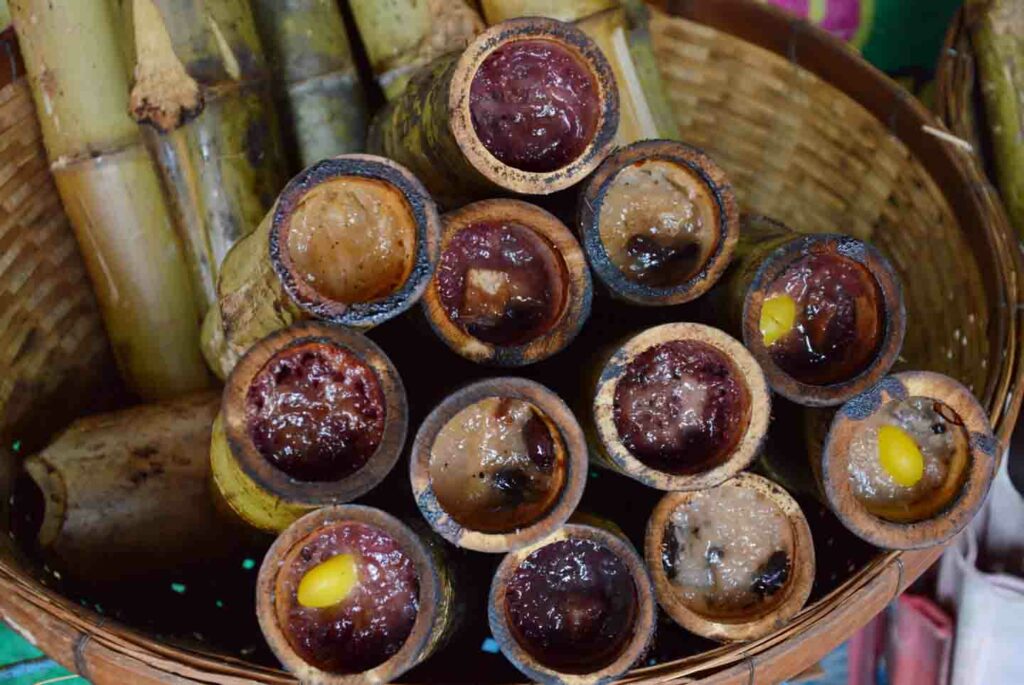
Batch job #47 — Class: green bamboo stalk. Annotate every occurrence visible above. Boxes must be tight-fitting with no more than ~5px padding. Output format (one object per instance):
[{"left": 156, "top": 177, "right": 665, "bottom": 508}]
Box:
[
  {"left": 10, "top": 0, "right": 210, "bottom": 399},
  {"left": 349, "top": 0, "right": 484, "bottom": 100},
  {"left": 126, "top": 0, "right": 287, "bottom": 314},
  {"left": 252, "top": 0, "right": 369, "bottom": 169},
  {"left": 969, "top": 0, "right": 1024, "bottom": 238}
]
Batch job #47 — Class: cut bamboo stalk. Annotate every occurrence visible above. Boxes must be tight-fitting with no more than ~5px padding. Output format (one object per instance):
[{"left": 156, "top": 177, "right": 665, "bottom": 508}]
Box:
[
  {"left": 480, "top": 0, "right": 679, "bottom": 144},
  {"left": 126, "top": 0, "right": 287, "bottom": 314},
  {"left": 716, "top": 215, "right": 906, "bottom": 407},
  {"left": 201, "top": 154, "right": 441, "bottom": 379},
  {"left": 12, "top": 393, "right": 239, "bottom": 584},
  {"left": 257, "top": 505, "right": 458, "bottom": 683},
  {"left": 349, "top": 0, "right": 484, "bottom": 100},
  {"left": 410, "top": 377, "right": 588, "bottom": 553},
  {"left": 210, "top": 322, "right": 408, "bottom": 533},
  {"left": 423, "top": 199, "right": 592, "bottom": 366},
  {"left": 488, "top": 522, "right": 655, "bottom": 684},
  {"left": 968, "top": 0, "right": 1024, "bottom": 237},
  {"left": 819, "top": 371, "right": 998, "bottom": 549},
  {"left": 368, "top": 17, "right": 620, "bottom": 206},
  {"left": 588, "top": 323, "right": 771, "bottom": 491},
  {"left": 578, "top": 139, "right": 738, "bottom": 305},
  {"left": 644, "top": 473, "right": 815, "bottom": 642},
  {"left": 252, "top": 0, "right": 369, "bottom": 168},
  {"left": 10, "top": 0, "right": 210, "bottom": 399}
]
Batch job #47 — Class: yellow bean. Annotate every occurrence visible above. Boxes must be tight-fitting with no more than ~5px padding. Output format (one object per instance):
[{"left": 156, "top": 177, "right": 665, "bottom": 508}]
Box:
[
  {"left": 877, "top": 425, "right": 925, "bottom": 487},
  {"left": 759, "top": 293, "right": 797, "bottom": 346},
  {"left": 297, "top": 553, "right": 359, "bottom": 608}
]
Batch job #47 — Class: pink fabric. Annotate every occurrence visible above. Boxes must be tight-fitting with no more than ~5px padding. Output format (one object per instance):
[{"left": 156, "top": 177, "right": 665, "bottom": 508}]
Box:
[
  {"left": 847, "top": 610, "right": 886, "bottom": 685},
  {"left": 889, "top": 594, "right": 953, "bottom": 685},
  {"left": 765, "top": 0, "right": 863, "bottom": 42}
]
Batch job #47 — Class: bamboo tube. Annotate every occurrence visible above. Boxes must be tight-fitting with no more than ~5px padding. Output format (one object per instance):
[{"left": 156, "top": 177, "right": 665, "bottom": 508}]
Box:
[
  {"left": 819, "top": 371, "right": 998, "bottom": 550},
  {"left": 644, "top": 473, "right": 815, "bottom": 642},
  {"left": 423, "top": 199, "right": 592, "bottom": 366},
  {"left": 968, "top": 0, "right": 1024, "bottom": 237},
  {"left": 348, "top": 0, "right": 484, "bottom": 100},
  {"left": 716, "top": 215, "right": 906, "bottom": 407},
  {"left": 588, "top": 323, "right": 771, "bottom": 491},
  {"left": 488, "top": 523, "right": 655, "bottom": 684},
  {"left": 480, "top": 0, "right": 679, "bottom": 144},
  {"left": 578, "top": 139, "right": 739, "bottom": 305},
  {"left": 252, "top": 0, "right": 369, "bottom": 168},
  {"left": 410, "top": 377, "right": 588, "bottom": 553},
  {"left": 257, "top": 505, "right": 458, "bottom": 683},
  {"left": 126, "top": 0, "right": 287, "bottom": 314},
  {"left": 10, "top": 0, "right": 210, "bottom": 400},
  {"left": 210, "top": 322, "right": 408, "bottom": 533},
  {"left": 201, "top": 154, "right": 441, "bottom": 379},
  {"left": 368, "top": 17, "right": 620, "bottom": 207},
  {"left": 11, "top": 393, "right": 240, "bottom": 585}
]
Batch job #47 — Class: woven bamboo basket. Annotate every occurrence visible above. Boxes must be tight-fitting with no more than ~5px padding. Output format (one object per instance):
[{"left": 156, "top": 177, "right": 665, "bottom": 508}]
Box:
[{"left": 0, "top": 1, "right": 1021, "bottom": 683}]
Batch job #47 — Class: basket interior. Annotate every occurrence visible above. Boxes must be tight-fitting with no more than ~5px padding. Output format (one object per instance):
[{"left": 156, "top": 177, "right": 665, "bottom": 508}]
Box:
[{"left": 0, "top": 3, "right": 1019, "bottom": 683}]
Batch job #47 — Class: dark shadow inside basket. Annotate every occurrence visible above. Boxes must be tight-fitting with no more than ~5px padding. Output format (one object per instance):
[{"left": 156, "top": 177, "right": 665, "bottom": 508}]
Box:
[{"left": 0, "top": 1, "right": 1019, "bottom": 683}]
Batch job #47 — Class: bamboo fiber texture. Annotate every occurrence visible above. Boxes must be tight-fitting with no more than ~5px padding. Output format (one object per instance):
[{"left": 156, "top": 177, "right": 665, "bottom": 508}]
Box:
[{"left": 0, "top": 1, "right": 1022, "bottom": 683}]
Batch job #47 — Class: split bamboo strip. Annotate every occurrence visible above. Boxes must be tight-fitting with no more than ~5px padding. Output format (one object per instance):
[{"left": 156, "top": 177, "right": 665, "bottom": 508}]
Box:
[
  {"left": 10, "top": 0, "right": 210, "bottom": 399},
  {"left": 127, "top": 0, "right": 287, "bottom": 314},
  {"left": 252, "top": 0, "right": 369, "bottom": 169},
  {"left": 349, "top": 0, "right": 484, "bottom": 100}
]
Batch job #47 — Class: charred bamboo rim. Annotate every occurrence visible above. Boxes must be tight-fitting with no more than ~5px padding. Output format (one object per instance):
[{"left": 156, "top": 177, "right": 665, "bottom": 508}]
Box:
[
  {"left": 593, "top": 323, "right": 771, "bottom": 491},
  {"left": 821, "top": 371, "right": 999, "bottom": 550},
  {"left": 410, "top": 377, "right": 587, "bottom": 553},
  {"left": 222, "top": 322, "right": 408, "bottom": 507},
  {"left": 741, "top": 230, "right": 906, "bottom": 407},
  {"left": 257, "top": 505, "right": 443, "bottom": 684},
  {"left": 270, "top": 154, "right": 441, "bottom": 328},
  {"left": 449, "top": 17, "right": 619, "bottom": 195},
  {"left": 644, "top": 473, "right": 815, "bottom": 642},
  {"left": 578, "top": 140, "right": 739, "bottom": 306},
  {"left": 488, "top": 523, "right": 656, "bottom": 684},
  {"left": 423, "top": 199, "right": 592, "bottom": 366}
]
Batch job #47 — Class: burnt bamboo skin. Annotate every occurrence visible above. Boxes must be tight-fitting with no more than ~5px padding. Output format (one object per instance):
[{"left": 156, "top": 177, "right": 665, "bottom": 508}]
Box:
[
  {"left": 717, "top": 215, "right": 906, "bottom": 407},
  {"left": 12, "top": 393, "right": 239, "bottom": 585},
  {"left": 820, "top": 371, "right": 998, "bottom": 549},
  {"left": 589, "top": 323, "right": 771, "bottom": 491},
  {"left": 578, "top": 140, "right": 739, "bottom": 306},
  {"left": 125, "top": 0, "right": 288, "bottom": 315},
  {"left": 411, "top": 378, "right": 588, "bottom": 553},
  {"left": 488, "top": 522, "right": 655, "bottom": 684},
  {"left": 349, "top": 0, "right": 484, "bottom": 100},
  {"left": 423, "top": 199, "right": 592, "bottom": 366},
  {"left": 257, "top": 506, "right": 458, "bottom": 684},
  {"left": 201, "top": 155, "right": 441, "bottom": 379},
  {"left": 644, "top": 473, "right": 815, "bottom": 642},
  {"left": 479, "top": 0, "right": 679, "bottom": 144},
  {"left": 210, "top": 323, "right": 408, "bottom": 533},
  {"left": 252, "top": 0, "right": 370, "bottom": 168},
  {"left": 369, "top": 17, "right": 620, "bottom": 207}
]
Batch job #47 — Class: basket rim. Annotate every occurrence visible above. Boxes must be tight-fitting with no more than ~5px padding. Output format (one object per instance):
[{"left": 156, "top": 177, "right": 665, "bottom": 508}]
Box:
[{"left": 1, "top": 2, "right": 1022, "bottom": 683}]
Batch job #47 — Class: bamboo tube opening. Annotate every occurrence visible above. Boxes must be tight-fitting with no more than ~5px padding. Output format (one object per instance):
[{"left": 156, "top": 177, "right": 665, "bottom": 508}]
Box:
[
  {"left": 213, "top": 323, "right": 407, "bottom": 533},
  {"left": 271, "top": 155, "right": 441, "bottom": 328},
  {"left": 488, "top": 523, "right": 655, "bottom": 684},
  {"left": 450, "top": 17, "right": 619, "bottom": 195},
  {"left": 579, "top": 140, "right": 738, "bottom": 305},
  {"left": 257, "top": 506, "right": 449, "bottom": 683},
  {"left": 423, "top": 199, "right": 591, "bottom": 366},
  {"left": 644, "top": 473, "right": 815, "bottom": 642},
  {"left": 821, "top": 372, "right": 998, "bottom": 549},
  {"left": 592, "top": 323, "right": 770, "bottom": 491},
  {"left": 411, "top": 378, "right": 587, "bottom": 553},
  {"left": 740, "top": 226, "right": 906, "bottom": 406}
]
